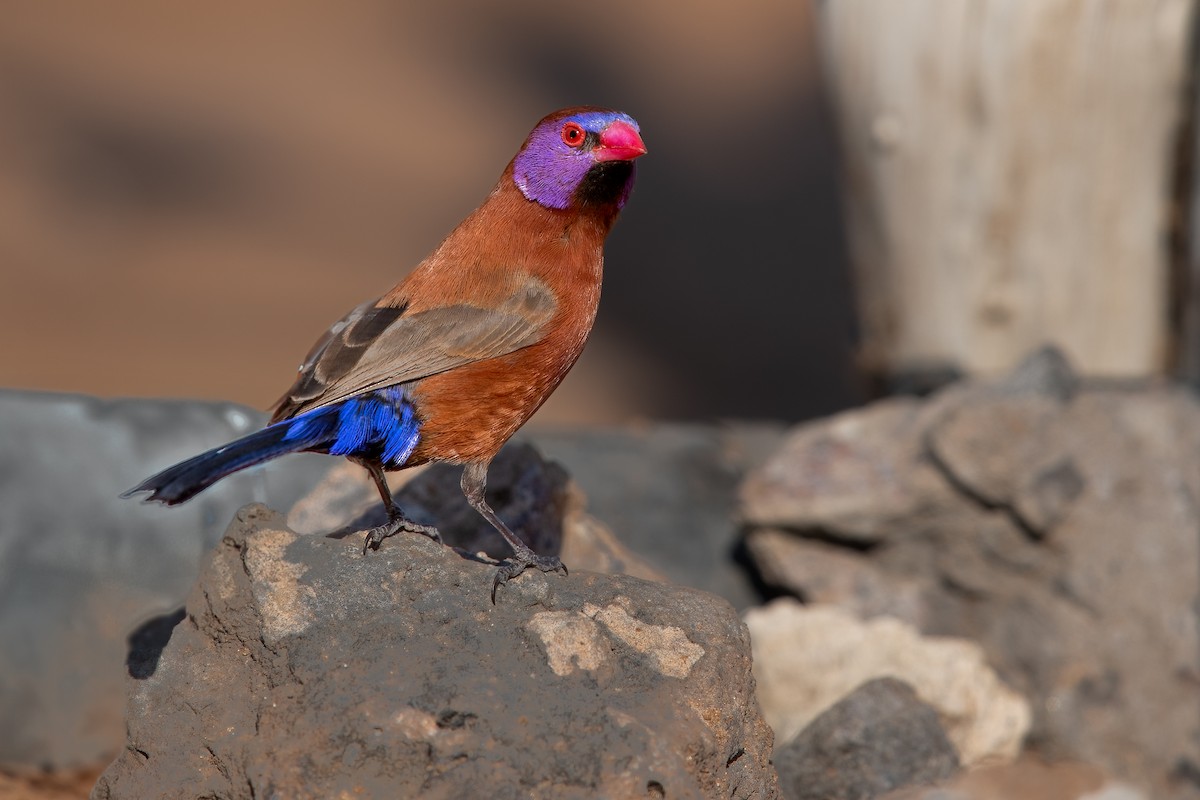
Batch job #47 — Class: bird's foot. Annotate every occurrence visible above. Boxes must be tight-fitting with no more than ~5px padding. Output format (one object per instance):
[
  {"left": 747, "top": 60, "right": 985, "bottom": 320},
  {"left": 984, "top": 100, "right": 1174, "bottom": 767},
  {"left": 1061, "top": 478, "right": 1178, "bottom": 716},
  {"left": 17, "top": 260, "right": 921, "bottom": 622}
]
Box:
[
  {"left": 491, "top": 552, "right": 568, "bottom": 603},
  {"left": 362, "top": 512, "right": 442, "bottom": 555}
]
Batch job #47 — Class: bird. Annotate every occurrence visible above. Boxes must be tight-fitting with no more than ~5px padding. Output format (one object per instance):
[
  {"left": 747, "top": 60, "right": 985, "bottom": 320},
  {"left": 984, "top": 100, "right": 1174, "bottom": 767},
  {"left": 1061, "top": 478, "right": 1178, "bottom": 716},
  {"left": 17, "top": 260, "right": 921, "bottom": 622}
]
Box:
[{"left": 123, "top": 106, "right": 646, "bottom": 599}]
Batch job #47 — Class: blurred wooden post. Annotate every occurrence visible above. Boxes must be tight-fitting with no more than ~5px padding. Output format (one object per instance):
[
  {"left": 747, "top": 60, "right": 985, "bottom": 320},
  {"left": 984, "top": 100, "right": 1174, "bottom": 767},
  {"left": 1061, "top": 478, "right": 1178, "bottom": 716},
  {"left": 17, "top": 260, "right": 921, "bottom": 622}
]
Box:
[{"left": 816, "top": 0, "right": 1196, "bottom": 385}]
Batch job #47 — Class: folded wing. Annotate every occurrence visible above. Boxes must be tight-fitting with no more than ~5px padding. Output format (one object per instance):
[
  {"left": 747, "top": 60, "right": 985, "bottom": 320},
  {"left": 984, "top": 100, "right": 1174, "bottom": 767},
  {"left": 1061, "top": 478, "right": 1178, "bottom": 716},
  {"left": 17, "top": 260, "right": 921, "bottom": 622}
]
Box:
[{"left": 271, "top": 276, "right": 557, "bottom": 422}]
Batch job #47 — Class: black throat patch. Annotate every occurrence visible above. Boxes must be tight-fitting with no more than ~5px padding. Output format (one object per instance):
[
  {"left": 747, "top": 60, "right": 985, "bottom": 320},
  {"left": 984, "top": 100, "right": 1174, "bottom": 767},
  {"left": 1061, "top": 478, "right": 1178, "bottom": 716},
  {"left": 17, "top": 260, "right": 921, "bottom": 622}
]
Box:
[{"left": 573, "top": 161, "right": 634, "bottom": 209}]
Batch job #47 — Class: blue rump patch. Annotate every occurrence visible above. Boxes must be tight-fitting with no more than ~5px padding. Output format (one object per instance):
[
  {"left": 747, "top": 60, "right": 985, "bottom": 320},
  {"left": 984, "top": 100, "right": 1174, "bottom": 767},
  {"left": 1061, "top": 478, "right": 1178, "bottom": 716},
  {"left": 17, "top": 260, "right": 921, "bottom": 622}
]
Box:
[{"left": 279, "top": 384, "right": 420, "bottom": 468}]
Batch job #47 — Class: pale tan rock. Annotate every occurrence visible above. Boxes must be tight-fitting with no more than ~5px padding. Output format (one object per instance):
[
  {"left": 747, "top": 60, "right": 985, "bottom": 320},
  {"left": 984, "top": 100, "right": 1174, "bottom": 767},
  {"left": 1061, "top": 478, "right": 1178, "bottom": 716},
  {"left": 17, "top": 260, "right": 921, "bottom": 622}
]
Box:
[
  {"left": 242, "top": 527, "right": 315, "bottom": 644},
  {"left": 745, "top": 599, "right": 1030, "bottom": 767},
  {"left": 583, "top": 599, "right": 705, "bottom": 679},
  {"left": 527, "top": 610, "right": 611, "bottom": 676}
]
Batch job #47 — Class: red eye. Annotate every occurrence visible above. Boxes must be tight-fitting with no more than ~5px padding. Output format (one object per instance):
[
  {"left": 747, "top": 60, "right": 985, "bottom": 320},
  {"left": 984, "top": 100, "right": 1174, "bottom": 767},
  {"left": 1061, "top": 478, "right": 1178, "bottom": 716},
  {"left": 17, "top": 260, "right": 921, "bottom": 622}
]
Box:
[{"left": 561, "top": 122, "right": 586, "bottom": 147}]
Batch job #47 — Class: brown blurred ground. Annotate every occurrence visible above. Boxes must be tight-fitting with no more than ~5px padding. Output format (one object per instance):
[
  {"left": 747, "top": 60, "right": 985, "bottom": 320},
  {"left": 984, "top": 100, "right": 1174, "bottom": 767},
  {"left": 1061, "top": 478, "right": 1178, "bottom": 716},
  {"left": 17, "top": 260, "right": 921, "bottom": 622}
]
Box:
[
  {"left": 0, "top": 768, "right": 102, "bottom": 800},
  {"left": 0, "top": 1, "right": 860, "bottom": 425}
]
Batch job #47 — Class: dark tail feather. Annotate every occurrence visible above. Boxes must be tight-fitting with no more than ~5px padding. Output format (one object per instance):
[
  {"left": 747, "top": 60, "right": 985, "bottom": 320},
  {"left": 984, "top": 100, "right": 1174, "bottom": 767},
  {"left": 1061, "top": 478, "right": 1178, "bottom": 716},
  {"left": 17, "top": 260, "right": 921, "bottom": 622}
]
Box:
[{"left": 122, "top": 419, "right": 322, "bottom": 506}]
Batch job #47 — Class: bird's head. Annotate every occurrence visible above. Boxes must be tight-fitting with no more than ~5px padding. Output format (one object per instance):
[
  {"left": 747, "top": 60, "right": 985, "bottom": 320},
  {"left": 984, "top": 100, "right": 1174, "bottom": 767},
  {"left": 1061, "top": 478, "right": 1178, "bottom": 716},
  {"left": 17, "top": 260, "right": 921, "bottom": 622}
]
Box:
[{"left": 512, "top": 107, "right": 646, "bottom": 212}]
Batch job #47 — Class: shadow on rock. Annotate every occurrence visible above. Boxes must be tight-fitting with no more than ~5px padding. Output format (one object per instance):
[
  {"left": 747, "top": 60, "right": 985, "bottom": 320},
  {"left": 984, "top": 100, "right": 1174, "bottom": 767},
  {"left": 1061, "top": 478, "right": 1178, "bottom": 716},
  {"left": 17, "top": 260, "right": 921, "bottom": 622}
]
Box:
[{"left": 124, "top": 608, "right": 186, "bottom": 679}]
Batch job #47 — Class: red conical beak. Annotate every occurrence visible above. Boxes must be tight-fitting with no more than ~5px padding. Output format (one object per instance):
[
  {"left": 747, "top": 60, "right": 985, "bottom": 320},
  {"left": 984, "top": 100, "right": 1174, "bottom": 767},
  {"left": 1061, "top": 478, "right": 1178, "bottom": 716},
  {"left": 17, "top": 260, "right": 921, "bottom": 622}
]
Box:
[{"left": 593, "top": 120, "right": 647, "bottom": 162}]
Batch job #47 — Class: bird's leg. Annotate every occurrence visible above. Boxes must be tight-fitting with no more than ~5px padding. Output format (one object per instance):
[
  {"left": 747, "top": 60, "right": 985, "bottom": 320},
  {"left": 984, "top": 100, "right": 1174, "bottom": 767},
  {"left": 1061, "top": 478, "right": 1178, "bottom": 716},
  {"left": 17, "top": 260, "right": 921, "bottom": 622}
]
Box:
[
  {"left": 460, "top": 461, "right": 568, "bottom": 601},
  {"left": 360, "top": 460, "right": 441, "bottom": 555}
]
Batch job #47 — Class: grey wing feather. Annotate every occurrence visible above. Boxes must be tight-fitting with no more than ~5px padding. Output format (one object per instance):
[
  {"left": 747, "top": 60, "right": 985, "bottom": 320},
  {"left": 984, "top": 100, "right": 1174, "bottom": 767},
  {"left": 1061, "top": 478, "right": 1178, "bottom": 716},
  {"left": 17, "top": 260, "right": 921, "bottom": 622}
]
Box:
[{"left": 271, "top": 278, "right": 557, "bottom": 421}]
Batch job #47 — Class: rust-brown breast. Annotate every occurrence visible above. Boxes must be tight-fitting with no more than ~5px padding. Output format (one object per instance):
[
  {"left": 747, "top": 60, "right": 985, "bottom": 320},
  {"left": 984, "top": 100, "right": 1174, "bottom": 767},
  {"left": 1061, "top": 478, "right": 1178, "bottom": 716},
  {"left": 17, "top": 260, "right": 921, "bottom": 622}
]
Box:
[{"left": 401, "top": 180, "right": 610, "bottom": 464}]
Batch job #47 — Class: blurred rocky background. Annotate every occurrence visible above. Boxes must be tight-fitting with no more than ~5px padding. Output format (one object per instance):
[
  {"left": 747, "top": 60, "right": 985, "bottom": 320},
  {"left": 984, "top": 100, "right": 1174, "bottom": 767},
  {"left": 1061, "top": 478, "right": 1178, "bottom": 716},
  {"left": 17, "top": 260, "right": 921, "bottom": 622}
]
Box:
[
  {"left": 0, "top": 0, "right": 856, "bottom": 424},
  {"left": 4, "top": 1, "right": 1200, "bottom": 799}
]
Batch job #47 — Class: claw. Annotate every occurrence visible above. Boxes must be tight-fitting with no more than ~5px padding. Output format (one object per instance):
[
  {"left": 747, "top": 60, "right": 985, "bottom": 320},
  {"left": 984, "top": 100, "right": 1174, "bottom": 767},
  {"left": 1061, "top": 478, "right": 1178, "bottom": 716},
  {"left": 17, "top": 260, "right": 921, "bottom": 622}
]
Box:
[
  {"left": 361, "top": 513, "right": 441, "bottom": 555},
  {"left": 490, "top": 553, "right": 568, "bottom": 603}
]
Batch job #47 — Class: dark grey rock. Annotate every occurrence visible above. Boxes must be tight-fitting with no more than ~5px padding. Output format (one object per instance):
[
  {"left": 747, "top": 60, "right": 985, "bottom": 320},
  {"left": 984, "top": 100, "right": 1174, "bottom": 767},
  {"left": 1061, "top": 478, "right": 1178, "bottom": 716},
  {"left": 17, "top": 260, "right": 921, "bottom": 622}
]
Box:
[
  {"left": 738, "top": 397, "right": 959, "bottom": 544},
  {"left": 92, "top": 505, "right": 779, "bottom": 799},
  {"left": 744, "top": 531, "right": 927, "bottom": 625},
  {"left": 739, "top": 357, "right": 1200, "bottom": 799},
  {"left": 925, "top": 391, "right": 1076, "bottom": 539},
  {"left": 0, "top": 388, "right": 774, "bottom": 780},
  {"left": 775, "top": 678, "right": 959, "bottom": 800},
  {"left": 390, "top": 442, "right": 571, "bottom": 559},
  {"left": 0, "top": 390, "right": 334, "bottom": 772}
]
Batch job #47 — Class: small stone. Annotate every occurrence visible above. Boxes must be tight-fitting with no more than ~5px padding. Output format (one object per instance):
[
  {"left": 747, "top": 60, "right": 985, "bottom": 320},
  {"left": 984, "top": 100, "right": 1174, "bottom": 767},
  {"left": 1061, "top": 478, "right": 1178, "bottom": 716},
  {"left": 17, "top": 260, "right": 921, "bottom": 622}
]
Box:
[{"left": 775, "top": 677, "right": 960, "bottom": 800}]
